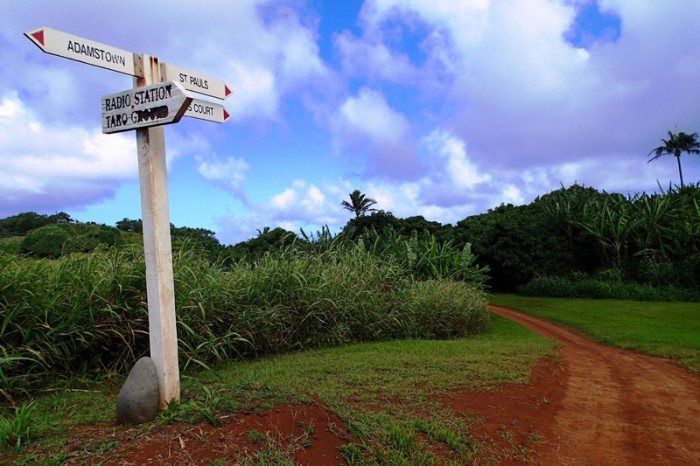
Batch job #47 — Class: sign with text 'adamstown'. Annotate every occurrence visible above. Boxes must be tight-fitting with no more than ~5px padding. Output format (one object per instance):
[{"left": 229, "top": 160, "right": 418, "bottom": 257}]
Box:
[
  {"left": 25, "top": 26, "right": 139, "bottom": 76},
  {"left": 102, "top": 81, "right": 192, "bottom": 133}
]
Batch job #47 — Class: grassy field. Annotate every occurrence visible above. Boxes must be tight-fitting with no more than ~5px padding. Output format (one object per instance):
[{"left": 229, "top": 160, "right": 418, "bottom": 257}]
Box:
[
  {"left": 2, "top": 314, "right": 555, "bottom": 464},
  {"left": 490, "top": 294, "right": 700, "bottom": 373}
]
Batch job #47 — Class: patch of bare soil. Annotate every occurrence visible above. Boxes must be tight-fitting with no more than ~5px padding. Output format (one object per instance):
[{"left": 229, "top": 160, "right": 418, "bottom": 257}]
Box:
[
  {"left": 10, "top": 306, "right": 699, "bottom": 465},
  {"left": 490, "top": 305, "right": 700, "bottom": 465}
]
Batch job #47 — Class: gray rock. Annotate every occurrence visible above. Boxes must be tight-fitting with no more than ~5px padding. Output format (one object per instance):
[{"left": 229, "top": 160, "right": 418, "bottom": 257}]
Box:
[{"left": 116, "top": 357, "right": 160, "bottom": 424}]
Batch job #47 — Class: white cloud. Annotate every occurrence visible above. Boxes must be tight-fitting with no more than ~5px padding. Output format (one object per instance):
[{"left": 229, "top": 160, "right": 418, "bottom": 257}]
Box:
[
  {"left": 423, "top": 129, "right": 490, "bottom": 188},
  {"left": 216, "top": 179, "right": 351, "bottom": 244},
  {"left": 0, "top": 93, "right": 134, "bottom": 215},
  {"left": 337, "top": 87, "right": 410, "bottom": 145},
  {"left": 195, "top": 153, "right": 249, "bottom": 199},
  {"left": 334, "top": 31, "right": 418, "bottom": 83}
]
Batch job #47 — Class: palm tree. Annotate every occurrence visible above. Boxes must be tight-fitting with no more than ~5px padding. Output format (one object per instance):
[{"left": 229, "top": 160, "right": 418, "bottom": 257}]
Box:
[
  {"left": 648, "top": 131, "right": 700, "bottom": 188},
  {"left": 341, "top": 189, "right": 378, "bottom": 217}
]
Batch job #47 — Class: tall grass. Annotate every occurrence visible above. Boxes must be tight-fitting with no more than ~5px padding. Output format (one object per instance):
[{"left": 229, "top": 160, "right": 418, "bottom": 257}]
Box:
[{"left": 1, "top": 244, "right": 489, "bottom": 399}]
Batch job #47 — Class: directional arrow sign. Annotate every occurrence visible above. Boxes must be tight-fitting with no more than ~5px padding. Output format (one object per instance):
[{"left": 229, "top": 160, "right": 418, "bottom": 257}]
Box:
[
  {"left": 161, "top": 62, "right": 231, "bottom": 100},
  {"left": 25, "top": 26, "right": 139, "bottom": 76},
  {"left": 102, "top": 81, "right": 192, "bottom": 134},
  {"left": 184, "top": 99, "right": 230, "bottom": 123}
]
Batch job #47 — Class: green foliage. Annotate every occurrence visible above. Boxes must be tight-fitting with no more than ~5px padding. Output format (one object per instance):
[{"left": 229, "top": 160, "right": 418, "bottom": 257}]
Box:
[
  {"left": 341, "top": 189, "right": 378, "bottom": 217},
  {"left": 19, "top": 225, "right": 71, "bottom": 258},
  {"left": 0, "top": 244, "right": 490, "bottom": 398},
  {"left": 0, "top": 212, "right": 74, "bottom": 237},
  {"left": 226, "top": 226, "right": 299, "bottom": 263},
  {"left": 0, "top": 401, "right": 36, "bottom": 450},
  {"left": 115, "top": 218, "right": 142, "bottom": 233},
  {"left": 354, "top": 228, "right": 490, "bottom": 285},
  {"left": 399, "top": 280, "right": 490, "bottom": 338},
  {"left": 63, "top": 225, "right": 123, "bottom": 254},
  {"left": 518, "top": 273, "right": 699, "bottom": 301},
  {"left": 454, "top": 202, "right": 573, "bottom": 290},
  {"left": 171, "top": 224, "right": 225, "bottom": 262},
  {"left": 648, "top": 130, "right": 700, "bottom": 188}
]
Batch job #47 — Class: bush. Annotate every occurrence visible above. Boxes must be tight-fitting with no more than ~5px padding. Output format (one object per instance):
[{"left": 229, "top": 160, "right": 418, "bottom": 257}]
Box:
[
  {"left": 399, "top": 280, "right": 489, "bottom": 338},
  {"left": 518, "top": 274, "right": 700, "bottom": 301},
  {"left": 1, "top": 244, "right": 491, "bottom": 398},
  {"left": 18, "top": 226, "right": 70, "bottom": 258}
]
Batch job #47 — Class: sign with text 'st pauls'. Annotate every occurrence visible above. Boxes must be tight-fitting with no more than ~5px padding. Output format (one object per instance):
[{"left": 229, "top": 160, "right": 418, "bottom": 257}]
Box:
[
  {"left": 102, "top": 81, "right": 192, "bottom": 134},
  {"left": 161, "top": 62, "right": 231, "bottom": 100}
]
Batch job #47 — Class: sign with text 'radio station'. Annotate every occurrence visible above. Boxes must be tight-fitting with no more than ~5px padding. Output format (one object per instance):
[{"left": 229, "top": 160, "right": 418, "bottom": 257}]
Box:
[{"left": 102, "top": 81, "right": 192, "bottom": 134}]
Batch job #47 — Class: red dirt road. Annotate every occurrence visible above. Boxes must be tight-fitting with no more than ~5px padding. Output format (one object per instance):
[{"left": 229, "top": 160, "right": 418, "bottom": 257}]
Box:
[{"left": 490, "top": 305, "right": 700, "bottom": 465}]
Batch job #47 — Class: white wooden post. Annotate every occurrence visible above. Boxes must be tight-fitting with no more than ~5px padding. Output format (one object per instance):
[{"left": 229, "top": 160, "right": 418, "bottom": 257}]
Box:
[
  {"left": 25, "top": 27, "right": 230, "bottom": 413},
  {"left": 134, "top": 54, "right": 180, "bottom": 408}
]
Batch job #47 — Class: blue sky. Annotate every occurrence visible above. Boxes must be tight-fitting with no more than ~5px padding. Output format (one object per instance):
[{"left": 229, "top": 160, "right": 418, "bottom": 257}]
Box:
[{"left": 1, "top": 0, "right": 699, "bottom": 244}]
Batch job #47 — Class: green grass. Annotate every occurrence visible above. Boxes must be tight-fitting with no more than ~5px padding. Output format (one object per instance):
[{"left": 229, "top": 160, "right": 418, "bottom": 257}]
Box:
[
  {"left": 3, "top": 314, "right": 555, "bottom": 464},
  {"left": 490, "top": 294, "right": 700, "bottom": 372}
]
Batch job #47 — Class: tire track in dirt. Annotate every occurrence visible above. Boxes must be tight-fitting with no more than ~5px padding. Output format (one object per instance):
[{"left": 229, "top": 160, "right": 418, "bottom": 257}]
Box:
[{"left": 490, "top": 305, "right": 700, "bottom": 465}]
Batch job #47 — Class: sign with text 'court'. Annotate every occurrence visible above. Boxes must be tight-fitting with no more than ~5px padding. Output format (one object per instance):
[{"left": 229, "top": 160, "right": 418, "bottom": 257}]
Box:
[
  {"left": 185, "top": 98, "right": 230, "bottom": 123},
  {"left": 25, "top": 26, "right": 139, "bottom": 76},
  {"left": 102, "top": 81, "right": 192, "bottom": 134}
]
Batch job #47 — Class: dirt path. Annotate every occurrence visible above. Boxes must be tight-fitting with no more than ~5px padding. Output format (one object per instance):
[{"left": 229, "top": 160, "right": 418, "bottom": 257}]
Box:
[{"left": 489, "top": 305, "right": 700, "bottom": 465}]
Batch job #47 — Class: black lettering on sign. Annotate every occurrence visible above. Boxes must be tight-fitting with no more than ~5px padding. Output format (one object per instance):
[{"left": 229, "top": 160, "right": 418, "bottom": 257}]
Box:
[
  {"left": 189, "top": 76, "right": 209, "bottom": 90},
  {"left": 105, "top": 94, "right": 131, "bottom": 111},
  {"left": 192, "top": 103, "right": 214, "bottom": 116},
  {"left": 179, "top": 73, "right": 187, "bottom": 83},
  {"left": 105, "top": 113, "right": 128, "bottom": 129},
  {"left": 66, "top": 40, "right": 126, "bottom": 66},
  {"left": 133, "top": 106, "right": 169, "bottom": 123}
]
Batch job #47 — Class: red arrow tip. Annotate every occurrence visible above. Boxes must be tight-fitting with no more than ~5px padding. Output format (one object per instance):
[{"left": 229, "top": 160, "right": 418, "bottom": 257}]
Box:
[
  {"left": 31, "top": 30, "right": 45, "bottom": 47},
  {"left": 223, "top": 109, "right": 230, "bottom": 121},
  {"left": 225, "top": 85, "right": 232, "bottom": 98}
]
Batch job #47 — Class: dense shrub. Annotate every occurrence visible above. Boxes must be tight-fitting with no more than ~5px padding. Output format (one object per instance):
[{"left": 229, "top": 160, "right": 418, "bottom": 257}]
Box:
[
  {"left": 518, "top": 274, "right": 699, "bottom": 301},
  {"left": 398, "top": 280, "right": 489, "bottom": 338},
  {"left": 18, "top": 226, "right": 71, "bottom": 258},
  {"left": 0, "top": 245, "right": 490, "bottom": 397}
]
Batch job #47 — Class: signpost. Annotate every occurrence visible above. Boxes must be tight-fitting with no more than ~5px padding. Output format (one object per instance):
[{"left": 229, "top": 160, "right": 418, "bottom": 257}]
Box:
[{"left": 25, "top": 27, "right": 232, "bottom": 411}]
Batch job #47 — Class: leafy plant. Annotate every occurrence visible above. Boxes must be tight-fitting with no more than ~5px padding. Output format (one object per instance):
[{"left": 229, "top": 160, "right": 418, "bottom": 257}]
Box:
[{"left": 0, "top": 401, "right": 36, "bottom": 450}]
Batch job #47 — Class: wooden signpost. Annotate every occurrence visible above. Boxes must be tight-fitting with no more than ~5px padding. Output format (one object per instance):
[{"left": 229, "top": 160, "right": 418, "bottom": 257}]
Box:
[{"left": 25, "top": 26, "right": 232, "bottom": 409}]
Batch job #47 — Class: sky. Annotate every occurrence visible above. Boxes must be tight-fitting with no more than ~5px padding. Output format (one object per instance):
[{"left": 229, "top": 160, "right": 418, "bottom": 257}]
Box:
[{"left": 1, "top": 0, "right": 699, "bottom": 244}]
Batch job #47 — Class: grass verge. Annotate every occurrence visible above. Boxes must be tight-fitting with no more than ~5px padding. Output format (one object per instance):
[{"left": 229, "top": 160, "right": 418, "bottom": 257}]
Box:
[
  {"left": 2, "top": 314, "right": 555, "bottom": 464},
  {"left": 490, "top": 293, "right": 700, "bottom": 372}
]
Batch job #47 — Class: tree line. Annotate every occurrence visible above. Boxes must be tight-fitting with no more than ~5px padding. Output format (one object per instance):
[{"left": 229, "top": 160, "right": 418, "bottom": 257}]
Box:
[{"left": 2, "top": 182, "right": 698, "bottom": 294}]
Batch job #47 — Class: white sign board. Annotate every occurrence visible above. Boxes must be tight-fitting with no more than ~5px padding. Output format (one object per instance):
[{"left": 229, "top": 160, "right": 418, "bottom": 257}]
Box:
[
  {"left": 102, "top": 81, "right": 192, "bottom": 134},
  {"left": 25, "top": 26, "right": 138, "bottom": 76},
  {"left": 161, "top": 62, "right": 231, "bottom": 100},
  {"left": 184, "top": 99, "right": 230, "bottom": 123}
]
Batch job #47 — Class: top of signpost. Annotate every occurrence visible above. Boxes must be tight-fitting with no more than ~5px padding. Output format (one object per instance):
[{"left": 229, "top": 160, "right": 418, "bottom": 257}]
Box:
[{"left": 25, "top": 26, "right": 140, "bottom": 77}]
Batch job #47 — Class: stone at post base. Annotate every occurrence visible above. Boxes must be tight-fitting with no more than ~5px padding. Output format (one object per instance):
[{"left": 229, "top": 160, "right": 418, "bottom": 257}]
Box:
[{"left": 116, "top": 357, "right": 160, "bottom": 424}]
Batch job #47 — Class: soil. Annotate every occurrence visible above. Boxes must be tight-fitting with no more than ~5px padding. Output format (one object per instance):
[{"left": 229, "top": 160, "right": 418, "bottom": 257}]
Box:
[
  {"left": 489, "top": 305, "right": 700, "bottom": 465},
  {"left": 6, "top": 306, "right": 700, "bottom": 465}
]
